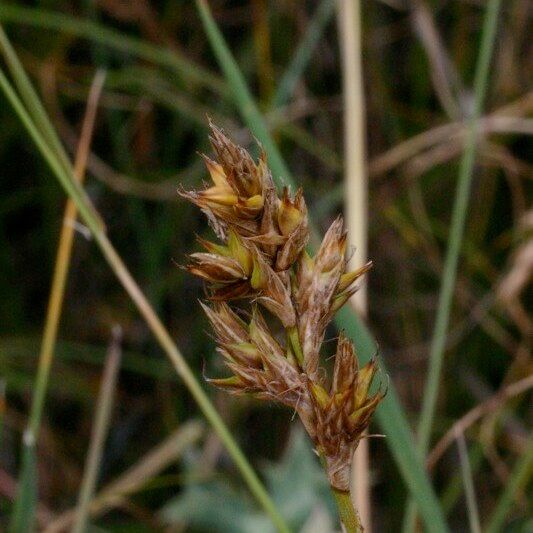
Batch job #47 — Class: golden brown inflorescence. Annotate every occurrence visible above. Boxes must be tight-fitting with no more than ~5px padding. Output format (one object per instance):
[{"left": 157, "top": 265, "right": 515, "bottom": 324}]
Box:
[{"left": 180, "top": 122, "right": 384, "bottom": 491}]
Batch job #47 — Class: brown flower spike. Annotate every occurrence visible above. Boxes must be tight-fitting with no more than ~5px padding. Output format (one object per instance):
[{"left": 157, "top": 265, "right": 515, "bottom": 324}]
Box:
[{"left": 180, "top": 123, "right": 384, "bottom": 493}]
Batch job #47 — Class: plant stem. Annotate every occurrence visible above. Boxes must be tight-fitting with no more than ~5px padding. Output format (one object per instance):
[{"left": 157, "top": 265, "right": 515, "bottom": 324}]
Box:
[
  {"left": 332, "top": 487, "right": 363, "bottom": 533},
  {"left": 336, "top": 0, "right": 371, "bottom": 527},
  {"left": 271, "top": 0, "right": 335, "bottom": 108},
  {"left": 319, "top": 453, "right": 362, "bottom": 532}
]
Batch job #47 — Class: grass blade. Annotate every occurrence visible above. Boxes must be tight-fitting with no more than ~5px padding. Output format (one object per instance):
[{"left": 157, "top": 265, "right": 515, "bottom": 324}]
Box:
[
  {"left": 195, "top": 0, "right": 292, "bottom": 186},
  {"left": 6, "top": 69, "right": 105, "bottom": 532},
  {"left": 194, "top": 2, "right": 448, "bottom": 531},
  {"left": 0, "top": 64, "right": 289, "bottom": 533},
  {"left": 0, "top": 26, "right": 104, "bottom": 230},
  {"left": 47, "top": 421, "right": 204, "bottom": 531},
  {"left": 403, "top": 0, "right": 503, "bottom": 529}
]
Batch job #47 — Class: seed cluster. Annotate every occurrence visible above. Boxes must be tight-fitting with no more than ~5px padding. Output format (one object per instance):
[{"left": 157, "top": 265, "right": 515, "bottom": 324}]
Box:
[{"left": 181, "top": 122, "right": 384, "bottom": 491}]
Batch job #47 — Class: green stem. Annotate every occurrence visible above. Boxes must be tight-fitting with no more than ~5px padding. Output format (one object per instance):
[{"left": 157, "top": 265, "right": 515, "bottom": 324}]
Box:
[
  {"left": 319, "top": 453, "right": 362, "bottom": 532},
  {"left": 0, "top": 65, "right": 290, "bottom": 533},
  {"left": 403, "top": 0, "right": 502, "bottom": 530},
  {"left": 332, "top": 487, "right": 363, "bottom": 533}
]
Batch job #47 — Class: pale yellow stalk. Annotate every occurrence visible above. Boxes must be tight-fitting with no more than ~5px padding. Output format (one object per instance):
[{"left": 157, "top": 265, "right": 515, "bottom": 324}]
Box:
[{"left": 337, "top": 0, "right": 370, "bottom": 529}]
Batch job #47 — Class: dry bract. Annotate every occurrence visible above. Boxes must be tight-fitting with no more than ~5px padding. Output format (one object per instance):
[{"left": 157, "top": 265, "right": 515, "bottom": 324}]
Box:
[{"left": 181, "top": 123, "right": 384, "bottom": 492}]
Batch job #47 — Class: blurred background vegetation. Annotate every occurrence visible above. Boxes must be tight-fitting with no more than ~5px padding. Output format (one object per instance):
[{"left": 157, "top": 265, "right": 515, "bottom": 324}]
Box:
[{"left": 0, "top": 0, "right": 531, "bottom": 531}]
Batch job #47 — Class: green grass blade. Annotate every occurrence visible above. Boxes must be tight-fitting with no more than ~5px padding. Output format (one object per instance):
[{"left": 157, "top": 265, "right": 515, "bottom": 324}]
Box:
[
  {"left": 485, "top": 435, "right": 533, "bottom": 533},
  {"left": 0, "top": 26, "right": 71, "bottom": 172},
  {"left": 0, "top": 69, "right": 102, "bottom": 233},
  {"left": 271, "top": 0, "right": 336, "bottom": 108},
  {"left": 0, "top": 26, "right": 104, "bottom": 230},
  {"left": 0, "top": 4, "right": 223, "bottom": 94},
  {"left": 195, "top": 2, "right": 448, "bottom": 531},
  {"left": 441, "top": 442, "right": 484, "bottom": 516},
  {"left": 0, "top": 66, "right": 290, "bottom": 533},
  {"left": 195, "top": 0, "right": 292, "bottom": 186},
  {"left": 403, "top": 0, "right": 503, "bottom": 529}
]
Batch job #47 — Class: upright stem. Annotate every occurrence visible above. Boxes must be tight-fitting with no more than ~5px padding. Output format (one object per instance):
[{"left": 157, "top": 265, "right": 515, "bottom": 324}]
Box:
[
  {"left": 319, "top": 453, "right": 362, "bottom": 532},
  {"left": 332, "top": 487, "right": 363, "bottom": 533},
  {"left": 337, "top": 0, "right": 371, "bottom": 528},
  {"left": 403, "top": 0, "right": 503, "bottom": 529}
]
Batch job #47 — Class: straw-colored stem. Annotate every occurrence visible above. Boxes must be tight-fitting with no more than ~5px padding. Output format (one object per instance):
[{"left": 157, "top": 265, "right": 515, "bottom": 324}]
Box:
[
  {"left": 73, "top": 326, "right": 122, "bottom": 533},
  {"left": 92, "top": 222, "right": 290, "bottom": 533},
  {"left": 7, "top": 71, "right": 105, "bottom": 532},
  {"left": 337, "top": 0, "right": 370, "bottom": 528},
  {"left": 28, "top": 71, "right": 106, "bottom": 438}
]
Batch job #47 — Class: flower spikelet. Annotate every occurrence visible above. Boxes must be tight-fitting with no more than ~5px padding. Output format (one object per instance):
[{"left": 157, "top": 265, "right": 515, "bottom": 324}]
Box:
[
  {"left": 202, "top": 303, "right": 311, "bottom": 417},
  {"left": 308, "top": 333, "right": 385, "bottom": 491},
  {"left": 181, "top": 122, "right": 384, "bottom": 497},
  {"left": 294, "top": 217, "right": 347, "bottom": 380}
]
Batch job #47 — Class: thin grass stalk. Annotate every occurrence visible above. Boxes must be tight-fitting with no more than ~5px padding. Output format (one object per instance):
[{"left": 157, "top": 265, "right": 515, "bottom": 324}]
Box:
[
  {"left": 485, "top": 435, "right": 533, "bottom": 533},
  {"left": 337, "top": 0, "right": 371, "bottom": 528},
  {"left": 0, "top": 26, "right": 72, "bottom": 172},
  {"left": 73, "top": 326, "right": 123, "bottom": 533},
  {"left": 194, "top": 3, "right": 449, "bottom": 531},
  {"left": 0, "top": 68, "right": 289, "bottom": 533},
  {"left": 403, "top": 0, "right": 503, "bottom": 529},
  {"left": 454, "top": 429, "right": 481, "bottom": 533},
  {"left": 8, "top": 70, "right": 105, "bottom": 533},
  {"left": 440, "top": 442, "right": 484, "bottom": 516}
]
